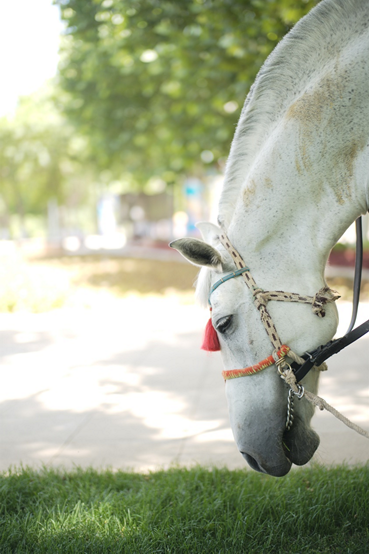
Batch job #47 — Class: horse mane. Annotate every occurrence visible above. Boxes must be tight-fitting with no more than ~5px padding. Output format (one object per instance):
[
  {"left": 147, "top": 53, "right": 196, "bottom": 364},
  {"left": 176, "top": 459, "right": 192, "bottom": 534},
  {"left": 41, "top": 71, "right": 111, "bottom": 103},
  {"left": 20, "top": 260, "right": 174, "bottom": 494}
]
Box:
[{"left": 218, "top": 0, "right": 368, "bottom": 228}]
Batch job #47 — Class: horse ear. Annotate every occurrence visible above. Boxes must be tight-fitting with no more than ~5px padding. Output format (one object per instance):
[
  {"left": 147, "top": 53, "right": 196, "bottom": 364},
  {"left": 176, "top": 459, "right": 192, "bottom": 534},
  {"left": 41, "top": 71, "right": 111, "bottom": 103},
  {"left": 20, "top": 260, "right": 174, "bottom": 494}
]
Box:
[
  {"left": 196, "top": 222, "right": 222, "bottom": 245},
  {"left": 169, "top": 237, "right": 223, "bottom": 270}
]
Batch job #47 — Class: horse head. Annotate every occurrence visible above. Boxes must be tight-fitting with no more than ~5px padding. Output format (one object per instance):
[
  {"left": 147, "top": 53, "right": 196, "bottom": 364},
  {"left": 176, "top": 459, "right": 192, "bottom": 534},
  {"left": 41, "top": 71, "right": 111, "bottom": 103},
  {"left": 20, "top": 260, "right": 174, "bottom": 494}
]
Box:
[{"left": 171, "top": 222, "right": 339, "bottom": 476}]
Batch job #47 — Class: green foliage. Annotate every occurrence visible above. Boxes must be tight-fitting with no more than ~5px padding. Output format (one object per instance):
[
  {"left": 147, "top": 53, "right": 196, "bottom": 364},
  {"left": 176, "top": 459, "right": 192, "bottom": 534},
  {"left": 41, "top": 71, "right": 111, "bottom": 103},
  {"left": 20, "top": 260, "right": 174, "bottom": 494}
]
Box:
[
  {"left": 0, "top": 464, "right": 368, "bottom": 552},
  {"left": 56, "top": 0, "right": 319, "bottom": 185},
  {"left": 0, "top": 85, "right": 97, "bottom": 237}
]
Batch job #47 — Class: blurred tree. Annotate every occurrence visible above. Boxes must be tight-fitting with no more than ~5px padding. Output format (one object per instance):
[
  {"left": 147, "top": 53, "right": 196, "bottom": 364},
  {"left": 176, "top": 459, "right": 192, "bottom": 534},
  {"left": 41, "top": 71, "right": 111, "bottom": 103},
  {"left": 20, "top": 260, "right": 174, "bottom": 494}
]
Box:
[
  {"left": 0, "top": 85, "right": 96, "bottom": 237},
  {"left": 55, "top": 0, "right": 319, "bottom": 185}
]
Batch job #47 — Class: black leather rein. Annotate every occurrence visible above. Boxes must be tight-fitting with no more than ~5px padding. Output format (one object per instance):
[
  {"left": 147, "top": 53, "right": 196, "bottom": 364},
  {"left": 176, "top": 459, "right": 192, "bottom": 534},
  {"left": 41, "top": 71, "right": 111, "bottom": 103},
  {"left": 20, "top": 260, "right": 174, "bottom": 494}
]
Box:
[{"left": 292, "top": 217, "right": 369, "bottom": 382}]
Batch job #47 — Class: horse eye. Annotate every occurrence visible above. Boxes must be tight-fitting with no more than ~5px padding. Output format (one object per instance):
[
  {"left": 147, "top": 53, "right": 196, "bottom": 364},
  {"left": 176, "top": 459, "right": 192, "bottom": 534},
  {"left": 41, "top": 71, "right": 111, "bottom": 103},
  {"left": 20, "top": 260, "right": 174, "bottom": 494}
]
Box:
[{"left": 215, "top": 315, "right": 233, "bottom": 334}]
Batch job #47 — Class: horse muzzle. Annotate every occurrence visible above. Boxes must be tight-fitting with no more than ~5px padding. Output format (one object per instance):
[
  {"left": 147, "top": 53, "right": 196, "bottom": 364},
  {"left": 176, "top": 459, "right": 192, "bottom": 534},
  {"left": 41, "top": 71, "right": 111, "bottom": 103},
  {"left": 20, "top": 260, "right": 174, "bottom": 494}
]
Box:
[{"left": 238, "top": 417, "right": 320, "bottom": 477}]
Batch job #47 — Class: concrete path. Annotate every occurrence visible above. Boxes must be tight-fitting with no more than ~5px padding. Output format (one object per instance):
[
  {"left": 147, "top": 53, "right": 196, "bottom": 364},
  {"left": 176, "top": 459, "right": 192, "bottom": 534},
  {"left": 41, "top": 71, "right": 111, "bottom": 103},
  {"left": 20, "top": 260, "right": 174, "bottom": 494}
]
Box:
[{"left": 0, "top": 295, "right": 368, "bottom": 473}]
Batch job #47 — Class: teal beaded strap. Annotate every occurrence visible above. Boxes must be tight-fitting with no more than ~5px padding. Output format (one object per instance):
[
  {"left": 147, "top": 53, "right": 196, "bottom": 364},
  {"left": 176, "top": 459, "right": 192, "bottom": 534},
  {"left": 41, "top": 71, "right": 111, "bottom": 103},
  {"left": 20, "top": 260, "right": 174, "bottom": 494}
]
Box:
[{"left": 208, "top": 267, "right": 250, "bottom": 305}]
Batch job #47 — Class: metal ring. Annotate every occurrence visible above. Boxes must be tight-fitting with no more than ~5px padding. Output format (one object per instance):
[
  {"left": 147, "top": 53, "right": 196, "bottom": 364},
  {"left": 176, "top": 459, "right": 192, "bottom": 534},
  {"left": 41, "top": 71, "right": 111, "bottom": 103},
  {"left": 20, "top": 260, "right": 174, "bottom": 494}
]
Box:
[
  {"left": 277, "top": 361, "right": 291, "bottom": 376},
  {"left": 294, "top": 384, "right": 305, "bottom": 399}
]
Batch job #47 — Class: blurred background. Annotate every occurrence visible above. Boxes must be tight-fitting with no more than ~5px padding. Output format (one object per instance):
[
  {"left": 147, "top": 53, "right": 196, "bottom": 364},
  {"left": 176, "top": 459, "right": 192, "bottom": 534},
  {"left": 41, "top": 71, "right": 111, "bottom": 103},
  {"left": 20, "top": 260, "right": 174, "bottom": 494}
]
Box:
[
  {"left": 1, "top": 0, "right": 368, "bottom": 308},
  {"left": 0, "top": 0, "right": 368, "bottom": 470}
]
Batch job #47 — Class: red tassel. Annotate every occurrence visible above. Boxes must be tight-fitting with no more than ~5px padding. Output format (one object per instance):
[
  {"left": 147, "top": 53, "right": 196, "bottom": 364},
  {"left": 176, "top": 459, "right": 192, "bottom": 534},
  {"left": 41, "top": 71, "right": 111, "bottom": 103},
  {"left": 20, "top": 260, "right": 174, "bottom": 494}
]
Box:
[{"left": 201, "top": 310, "right": 220, "bottom": 351}]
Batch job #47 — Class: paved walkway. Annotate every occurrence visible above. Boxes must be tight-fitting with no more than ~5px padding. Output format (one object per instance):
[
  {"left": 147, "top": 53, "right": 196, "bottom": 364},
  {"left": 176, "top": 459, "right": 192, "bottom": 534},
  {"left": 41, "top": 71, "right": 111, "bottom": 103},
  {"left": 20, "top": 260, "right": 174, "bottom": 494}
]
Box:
[{"left": 0, "top": 296, "right": 368, "bottom": 473}]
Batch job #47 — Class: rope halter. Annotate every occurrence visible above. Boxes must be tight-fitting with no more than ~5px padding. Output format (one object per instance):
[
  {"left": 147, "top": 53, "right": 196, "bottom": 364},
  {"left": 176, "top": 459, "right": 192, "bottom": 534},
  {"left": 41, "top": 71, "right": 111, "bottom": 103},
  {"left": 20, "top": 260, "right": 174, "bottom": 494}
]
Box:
[
  {"left": 210, "top": 233, "right": 340, "bottom": 381},
  {"left": 208, "top": 233, "right": 369, "bottom": 440}
]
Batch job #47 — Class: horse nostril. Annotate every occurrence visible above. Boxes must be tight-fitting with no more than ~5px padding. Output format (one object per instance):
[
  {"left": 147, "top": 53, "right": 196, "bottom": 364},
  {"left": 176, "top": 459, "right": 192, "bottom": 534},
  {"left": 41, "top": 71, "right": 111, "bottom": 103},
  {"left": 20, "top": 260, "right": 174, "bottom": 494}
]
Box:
[
  {"left": 241, "top": 450, "right": 292, "bottom": 477},
  {"left": 240, "top": 452, "right": 265, "bottom": 473}
]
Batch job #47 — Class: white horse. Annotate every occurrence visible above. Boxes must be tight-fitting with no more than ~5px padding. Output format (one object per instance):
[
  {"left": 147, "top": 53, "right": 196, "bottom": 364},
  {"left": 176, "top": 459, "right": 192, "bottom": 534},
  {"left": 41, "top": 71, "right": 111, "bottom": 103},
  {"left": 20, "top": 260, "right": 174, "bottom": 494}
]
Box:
[{"left": 171, "top": 0, "right": 369, "bottom": 476}]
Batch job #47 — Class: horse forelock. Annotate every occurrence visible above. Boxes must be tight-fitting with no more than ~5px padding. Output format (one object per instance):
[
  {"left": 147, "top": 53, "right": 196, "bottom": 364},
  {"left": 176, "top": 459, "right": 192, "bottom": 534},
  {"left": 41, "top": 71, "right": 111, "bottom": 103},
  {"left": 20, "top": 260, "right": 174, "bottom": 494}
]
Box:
[
  {"left": 218, "top": 0, "right": 368, "bottom": 228},
  {"left": 195, "top": 266, "right": 212, "bottom": 309}
]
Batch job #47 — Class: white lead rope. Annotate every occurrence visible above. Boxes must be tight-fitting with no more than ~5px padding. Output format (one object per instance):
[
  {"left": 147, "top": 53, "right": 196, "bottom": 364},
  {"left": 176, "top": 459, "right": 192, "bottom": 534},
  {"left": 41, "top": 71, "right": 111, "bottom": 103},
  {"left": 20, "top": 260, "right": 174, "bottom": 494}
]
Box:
[{"left": 279, "top": 352, "right": 369, "bottom": 440}]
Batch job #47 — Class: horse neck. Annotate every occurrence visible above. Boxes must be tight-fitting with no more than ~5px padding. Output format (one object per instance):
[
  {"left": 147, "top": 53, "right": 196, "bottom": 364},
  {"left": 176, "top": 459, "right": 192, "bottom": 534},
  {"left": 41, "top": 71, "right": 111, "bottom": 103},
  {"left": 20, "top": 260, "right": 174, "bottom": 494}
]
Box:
[
  {"left": 224, "top": 16, "right": 369, "bottom": 289},
  {"left": 227, "top": 137, "right": 369, "bottom": 295}
]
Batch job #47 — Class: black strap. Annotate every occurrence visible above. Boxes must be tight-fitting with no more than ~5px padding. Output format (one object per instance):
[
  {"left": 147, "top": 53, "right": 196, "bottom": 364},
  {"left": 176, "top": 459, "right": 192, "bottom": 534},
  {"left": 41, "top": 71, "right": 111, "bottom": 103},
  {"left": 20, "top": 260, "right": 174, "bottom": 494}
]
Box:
[
  {"left": 292, "top": 318, "right": 369, "bottom": 381},
  {"left": 292, "top": 217, "right": 369, "bottom": 382},
  {"left": 346, "top": 217, "right": 363, "bottom": 334}
]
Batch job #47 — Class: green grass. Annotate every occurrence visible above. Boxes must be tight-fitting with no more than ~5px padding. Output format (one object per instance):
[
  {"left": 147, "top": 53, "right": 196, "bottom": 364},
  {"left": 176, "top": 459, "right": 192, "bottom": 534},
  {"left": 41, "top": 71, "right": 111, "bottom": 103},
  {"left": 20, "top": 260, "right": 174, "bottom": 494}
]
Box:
[{"left": 1, "top": 465, "right": 368, "bottom": 553}]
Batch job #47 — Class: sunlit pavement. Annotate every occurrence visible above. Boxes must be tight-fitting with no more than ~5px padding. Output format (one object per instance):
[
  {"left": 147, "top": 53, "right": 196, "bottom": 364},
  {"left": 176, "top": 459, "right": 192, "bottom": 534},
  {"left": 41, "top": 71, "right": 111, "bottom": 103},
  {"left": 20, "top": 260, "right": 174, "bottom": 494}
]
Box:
[{"left": 0, "top": 296, "right": 368, "bottom": 472}]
